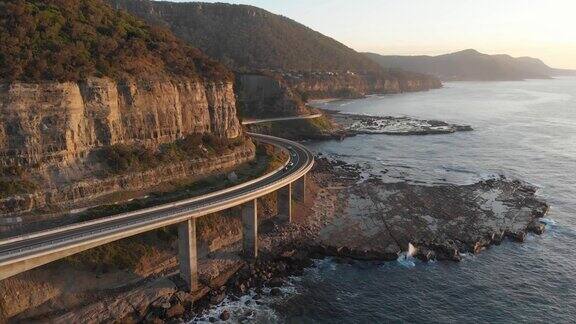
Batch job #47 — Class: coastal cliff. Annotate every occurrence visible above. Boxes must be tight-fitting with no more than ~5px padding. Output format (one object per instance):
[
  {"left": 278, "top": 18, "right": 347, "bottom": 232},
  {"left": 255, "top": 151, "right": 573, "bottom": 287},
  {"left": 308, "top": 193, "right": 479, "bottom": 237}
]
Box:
[
  {"left": 0, "top": 78, "right": 241, "bottom": 168},
  {"left": 284, "top": 71, "right": 442, "bottom": 99},
  {"left": 235, "top": 74, "right": 311, "bottom": 118},
  {"left": 0, "top": 77, "right": 252, "bottom": 219},
  {"left": 109, "top": 0, "right": 443, "bottom": 117},
  {"left": 0, "top": 143, "right": 255, "bottom": 218},
  {"left": 0, "top": 0, "right": 253, "bottom": 221}
]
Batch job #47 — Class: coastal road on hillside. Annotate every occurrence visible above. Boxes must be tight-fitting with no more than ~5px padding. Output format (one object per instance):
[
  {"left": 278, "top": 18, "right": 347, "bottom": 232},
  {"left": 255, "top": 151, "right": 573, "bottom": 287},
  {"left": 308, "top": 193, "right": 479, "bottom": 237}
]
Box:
[
  {"left": 0, "top": 133, "right": 314, "bottom": 280},
  {"left": 241, "top": 114, "right": 322, "bottom": 125}
]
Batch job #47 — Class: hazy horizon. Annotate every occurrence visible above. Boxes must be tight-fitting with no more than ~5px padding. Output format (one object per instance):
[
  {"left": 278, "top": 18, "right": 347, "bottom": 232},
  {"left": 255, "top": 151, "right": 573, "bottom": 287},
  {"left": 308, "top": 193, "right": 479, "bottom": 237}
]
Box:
[{"left": 167, "top": 0, "right": 576, "bottom": 69}]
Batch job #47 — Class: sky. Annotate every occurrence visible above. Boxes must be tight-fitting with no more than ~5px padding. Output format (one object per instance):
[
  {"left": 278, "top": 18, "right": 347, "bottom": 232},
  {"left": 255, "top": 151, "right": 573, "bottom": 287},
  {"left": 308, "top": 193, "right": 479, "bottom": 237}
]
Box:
[{"left": 171, "top": 0, "right": 576, "bottom": 69}]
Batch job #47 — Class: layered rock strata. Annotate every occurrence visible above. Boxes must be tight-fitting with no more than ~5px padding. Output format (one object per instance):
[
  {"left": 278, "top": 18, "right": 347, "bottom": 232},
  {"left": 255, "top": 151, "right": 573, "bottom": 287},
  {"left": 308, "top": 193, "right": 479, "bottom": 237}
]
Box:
[
  {"left": 0, "top": 143, "right": 255, "bottom": 217},
  {"left": 235, "top": 74, "right": 312, "bottom": 118},
  {"left": 285, "top": 72, "right": 442, "bottom": 99},
  {"left": 0, "top": 77, "right": 241, "bottom": 168},
  {"left": 0, "top": 77, "right": 251, "bottom": 217}
]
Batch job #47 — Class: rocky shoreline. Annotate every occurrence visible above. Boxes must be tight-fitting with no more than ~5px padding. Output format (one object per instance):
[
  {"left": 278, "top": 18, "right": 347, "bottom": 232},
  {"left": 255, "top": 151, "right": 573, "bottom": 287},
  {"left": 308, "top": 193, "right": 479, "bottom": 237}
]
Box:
[
  {"left": 314, "top": 156, "right": 549, "bottom": 261},
  {"left": 133, "top": 155, "right": 549, "bottom": 323},
  {"left": 6, "top": 151, "right": 550, "bottom": 323},
  {"left": 324, "top": 110, "right": 473, "bottom": 135}
]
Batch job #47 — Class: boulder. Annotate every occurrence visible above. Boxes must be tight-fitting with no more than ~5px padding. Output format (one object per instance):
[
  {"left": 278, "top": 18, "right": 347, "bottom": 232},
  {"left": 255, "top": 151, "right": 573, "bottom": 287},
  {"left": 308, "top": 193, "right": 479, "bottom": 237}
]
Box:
[
  {"left": 238, "top": 283, "right": 247, "bottom": 293},
  {"left": 415, "top": 247, "right": 436, "bottom": 262},
  {"left": 219, "top": 310, "right": 231, "bottom": 321},
  {"left": 166, "top": 303, "right": 185, "bottom": 319},
  {"left": 527, "top": 220, "right": 546, "bottom": 235},
  {"left": 432, "top": 242, "right": 462, "bottom": 262},
  {"left": 267, "top": 278, "right": 284, "bottom": 288},
  {"left": 227, "top": 172, "right": 239, "bottom": 183},
  {"left": 491, "top": 231, "right": 505, "bottom": 245},
  {"left": 472, "top": 238, "right": 491, "bottom": 254},
  {"left": 209, "top": 291, "right": 226, "bottom": 305},
  {"left": 506, "top": 230, "right": 527, "bottom": 243},
  {"left": 270, "top": 288, "right": 282, "bottom": 296}
]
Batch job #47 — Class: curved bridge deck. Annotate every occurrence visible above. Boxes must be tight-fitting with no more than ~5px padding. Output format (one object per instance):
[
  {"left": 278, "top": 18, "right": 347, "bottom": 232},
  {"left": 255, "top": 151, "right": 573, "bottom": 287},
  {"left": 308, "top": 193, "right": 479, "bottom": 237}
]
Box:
[{"left": 0, "top": 133, "right": 314, "bottom": 290}]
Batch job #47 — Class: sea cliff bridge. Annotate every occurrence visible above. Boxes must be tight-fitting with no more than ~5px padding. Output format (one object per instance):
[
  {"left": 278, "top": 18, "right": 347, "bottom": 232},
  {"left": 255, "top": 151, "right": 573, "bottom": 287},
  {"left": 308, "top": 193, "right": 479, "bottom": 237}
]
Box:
[{"left": 0, "top": 132, "right": 315, "bottom": 292}]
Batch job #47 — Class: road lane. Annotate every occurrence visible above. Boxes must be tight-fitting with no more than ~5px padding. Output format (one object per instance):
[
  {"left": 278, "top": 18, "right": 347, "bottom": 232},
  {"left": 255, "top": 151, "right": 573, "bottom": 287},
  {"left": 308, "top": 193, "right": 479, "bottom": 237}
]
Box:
[
  {"left": 241, "top": 114, "right": 323, "bottom": 125},
  {"left": 0, "top": 133, "right": 314, "bottom": 270}
]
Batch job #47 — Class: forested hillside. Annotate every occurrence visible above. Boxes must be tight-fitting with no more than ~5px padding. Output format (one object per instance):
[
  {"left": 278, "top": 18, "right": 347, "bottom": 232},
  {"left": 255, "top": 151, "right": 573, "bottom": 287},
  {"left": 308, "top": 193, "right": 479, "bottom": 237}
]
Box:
[
  {"left": 0, "top": 0, "right": 230, "bottom": 82},
  {"left": 109, "top": 0, "right": 384, "bottom": 73}
]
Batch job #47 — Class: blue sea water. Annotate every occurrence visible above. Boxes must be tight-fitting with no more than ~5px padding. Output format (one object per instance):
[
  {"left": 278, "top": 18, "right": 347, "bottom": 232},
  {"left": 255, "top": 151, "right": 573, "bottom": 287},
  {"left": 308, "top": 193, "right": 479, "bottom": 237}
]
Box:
[
  {"left": 273, "top": 78, "right": 576, "bottom": 323},
  {"left": 196, "top": 78, "right": 576, "bottom": 323}
]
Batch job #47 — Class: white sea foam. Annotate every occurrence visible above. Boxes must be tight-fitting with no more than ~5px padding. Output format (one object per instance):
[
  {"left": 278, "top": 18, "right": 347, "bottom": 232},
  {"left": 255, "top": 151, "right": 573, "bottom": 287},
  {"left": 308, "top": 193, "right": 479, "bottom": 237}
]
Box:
[
  {"left": 189, "top": 290, "right": 278, "bottom": 323},
  {"left": 397, "top": 243, "right": 418, "bottom": 268},
  {"left": 540, "top": 218, "right": 557, "bottom": 226},
  {"left": 189, "top": 278, "right": 300, "bottom": 323},
  {"left": 397, "top": 257, "right": 416, "bottom": 268}
]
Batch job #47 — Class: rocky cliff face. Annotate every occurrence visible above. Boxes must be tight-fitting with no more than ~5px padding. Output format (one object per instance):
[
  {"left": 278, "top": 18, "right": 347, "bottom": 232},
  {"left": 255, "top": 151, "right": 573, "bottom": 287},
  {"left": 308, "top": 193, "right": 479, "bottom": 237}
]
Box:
[
  {"left": 235, "top": 74, "right": 311, "bottom": 118},
  {"left": 0, "top": 77, "right": 241, "bottom": 168},
  {"left": 0, "top": 77, "right": 252, "bottom": 218},
  {"left": 107, "top": 0, "right": 443, "bottom": 114},
  {"left": 284, "top": 72, "right": 442, "bottom": 99},
  {"left": 235, "top": 72, "right": 441, "bottom": 118},
  {"left": 396, "top": 77, "right": 444, "bottom": 92},
  {"left": 0, "top": 144, "right": 255, "bottom": 217}
]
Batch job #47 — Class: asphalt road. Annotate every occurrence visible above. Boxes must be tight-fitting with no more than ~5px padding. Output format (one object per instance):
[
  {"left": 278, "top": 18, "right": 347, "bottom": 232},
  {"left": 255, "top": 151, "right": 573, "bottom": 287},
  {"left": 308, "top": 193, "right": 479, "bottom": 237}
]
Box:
[
  {"left": 241, "top": 114, "right": 323, "bottom": 125},
  {"left": 0, "top": 133, "right": 314, "bottom": 269}
]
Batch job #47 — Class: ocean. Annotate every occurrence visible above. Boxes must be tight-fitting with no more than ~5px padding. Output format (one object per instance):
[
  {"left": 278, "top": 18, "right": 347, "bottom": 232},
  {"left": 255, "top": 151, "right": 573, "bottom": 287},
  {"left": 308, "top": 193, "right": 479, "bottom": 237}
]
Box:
[{"left": 198, "top": 78, "right": 576, "bottom": 323}]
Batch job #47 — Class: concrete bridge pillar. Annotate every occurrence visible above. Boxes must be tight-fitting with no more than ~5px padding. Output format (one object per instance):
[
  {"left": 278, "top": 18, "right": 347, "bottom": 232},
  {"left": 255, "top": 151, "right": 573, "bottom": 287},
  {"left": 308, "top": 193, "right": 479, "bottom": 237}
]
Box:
[
  {"left": 242, "top": 199, "right": 258, "bottom": 259},
  {"left": 294, "top": 174, "right": 307, "bottom": 204},
  {"left": 277, "top": 183, "right": 292, "bottom": 222},
  {"left": 178, "top": 218, "right": 198, "bottom": 292}
]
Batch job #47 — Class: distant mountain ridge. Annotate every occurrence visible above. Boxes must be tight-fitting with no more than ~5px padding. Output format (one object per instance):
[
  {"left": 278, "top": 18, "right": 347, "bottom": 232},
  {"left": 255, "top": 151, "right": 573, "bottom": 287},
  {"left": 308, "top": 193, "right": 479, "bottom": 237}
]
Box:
[{"left": 364, "top": 49, "right": 575, "bottom": 81}]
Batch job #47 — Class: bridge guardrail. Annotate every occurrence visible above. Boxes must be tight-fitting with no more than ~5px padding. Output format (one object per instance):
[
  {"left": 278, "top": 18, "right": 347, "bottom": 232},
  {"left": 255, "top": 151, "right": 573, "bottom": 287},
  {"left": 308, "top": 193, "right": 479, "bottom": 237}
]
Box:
[
  {"left": 0, "top": 137, "right": 313, "bottom": 270},
  {"left": 0, "top": 134, "right": 293, "bottom": 246}
]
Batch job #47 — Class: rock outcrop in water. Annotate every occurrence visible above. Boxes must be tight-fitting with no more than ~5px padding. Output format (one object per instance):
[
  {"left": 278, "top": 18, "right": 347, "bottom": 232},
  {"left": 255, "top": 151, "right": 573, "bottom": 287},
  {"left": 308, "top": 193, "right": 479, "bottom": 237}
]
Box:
[
  {"left": 327, "top": 111, "right": 473, "bottom": 135},
  {"left": 314, "top": 157, "right": 550, "bottom": 262}
]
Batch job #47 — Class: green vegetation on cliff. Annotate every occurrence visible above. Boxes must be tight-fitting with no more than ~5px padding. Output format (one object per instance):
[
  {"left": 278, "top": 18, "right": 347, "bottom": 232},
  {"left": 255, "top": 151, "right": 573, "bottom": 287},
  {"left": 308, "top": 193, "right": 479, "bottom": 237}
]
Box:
[
  {"left": 63, "top": 143, "right": 287, "bottom": 273},
  {"left": 0, "top": 166, "right": 37, "bottom": 198},
  {"left": 0, "top": 0, "right": 231, "bottom": 82},
  {"left": 98, "top": 133, "right": 248, "bottom": 175},
  {"left": 246, "top": 116, "right": 345, "bottom": 141}
]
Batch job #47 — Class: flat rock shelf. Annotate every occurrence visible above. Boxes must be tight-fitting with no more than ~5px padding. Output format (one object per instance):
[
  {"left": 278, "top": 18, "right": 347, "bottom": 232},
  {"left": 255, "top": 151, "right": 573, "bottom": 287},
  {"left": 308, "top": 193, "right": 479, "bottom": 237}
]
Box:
[
  {"left": 314, "top": 156, "right": 549, "bottom": 262},
  {"left": 327, "top": 111, "right": 473, "bottom": 135}
]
